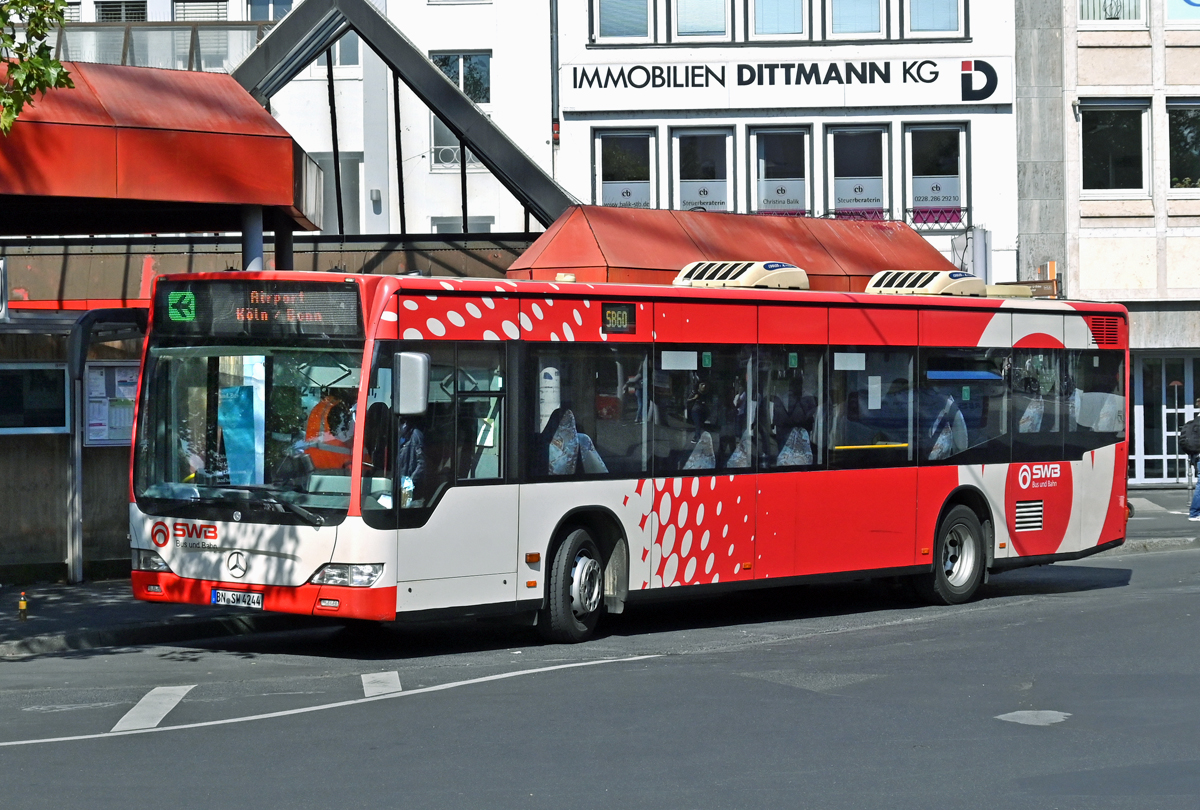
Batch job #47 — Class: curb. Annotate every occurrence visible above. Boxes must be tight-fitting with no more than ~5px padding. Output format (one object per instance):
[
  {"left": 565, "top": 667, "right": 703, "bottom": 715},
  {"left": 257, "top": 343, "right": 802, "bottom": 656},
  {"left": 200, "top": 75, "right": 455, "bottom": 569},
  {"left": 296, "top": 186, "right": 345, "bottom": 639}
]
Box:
[
  {"left": 1111, "top": 536, "right": 1200, "bottom": 555},
  {"left": 0, "top": 613, "right": 338, "bottom": 658}
]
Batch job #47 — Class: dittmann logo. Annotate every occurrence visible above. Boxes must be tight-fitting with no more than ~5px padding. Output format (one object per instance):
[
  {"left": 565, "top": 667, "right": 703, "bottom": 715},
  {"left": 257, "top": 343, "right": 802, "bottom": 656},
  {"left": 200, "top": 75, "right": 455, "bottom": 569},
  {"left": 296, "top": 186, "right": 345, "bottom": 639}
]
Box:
[
  {"left": 150, "top": 520, "right": 219, "bottom": 550},
  {"left": 1018, "top": 463, "right": 1061, "bottom": 490}
]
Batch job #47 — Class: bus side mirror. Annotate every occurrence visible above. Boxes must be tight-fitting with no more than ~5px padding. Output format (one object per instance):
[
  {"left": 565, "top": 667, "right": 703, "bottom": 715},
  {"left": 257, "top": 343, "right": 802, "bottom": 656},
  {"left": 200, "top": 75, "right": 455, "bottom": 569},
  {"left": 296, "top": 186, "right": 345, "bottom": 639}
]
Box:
[{"left": 393, "top": 352, "right": 430, "bottom": 415}]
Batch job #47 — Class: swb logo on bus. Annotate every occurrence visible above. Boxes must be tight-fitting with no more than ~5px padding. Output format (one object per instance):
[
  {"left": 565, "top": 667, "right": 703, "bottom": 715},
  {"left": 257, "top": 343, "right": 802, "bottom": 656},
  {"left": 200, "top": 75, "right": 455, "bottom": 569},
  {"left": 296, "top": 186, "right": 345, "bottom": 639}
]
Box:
[{"left": 150, "top": 521, "right": 170, "bottom": 548}]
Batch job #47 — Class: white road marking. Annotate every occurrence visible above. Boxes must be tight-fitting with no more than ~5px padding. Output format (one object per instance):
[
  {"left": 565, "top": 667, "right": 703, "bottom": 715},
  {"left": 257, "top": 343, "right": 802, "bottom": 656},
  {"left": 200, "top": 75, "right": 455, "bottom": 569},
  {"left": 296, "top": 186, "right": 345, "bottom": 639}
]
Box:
[
  {"left": 110, "top": 685, "right": 196, "bottom": 732},
  {"left": 361, "top": 671, "right": 402, "bottom": 697},
  {"left": 995, "top": 710, "right": 1071, "bottom": 726},
  {"left": 0, "top": 656, "right": 658, "bottom": 748},
  {"left": 1128, "top": 497, "right": 1166, "bottom": 513}
]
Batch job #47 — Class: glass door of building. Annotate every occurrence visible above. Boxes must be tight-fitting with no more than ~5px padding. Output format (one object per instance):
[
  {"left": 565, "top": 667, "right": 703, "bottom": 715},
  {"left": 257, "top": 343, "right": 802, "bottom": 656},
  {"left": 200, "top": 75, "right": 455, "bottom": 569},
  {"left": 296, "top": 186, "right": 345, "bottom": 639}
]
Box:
[{"left": 1130, "top": 356, "right": 1199, "bottom": 484}]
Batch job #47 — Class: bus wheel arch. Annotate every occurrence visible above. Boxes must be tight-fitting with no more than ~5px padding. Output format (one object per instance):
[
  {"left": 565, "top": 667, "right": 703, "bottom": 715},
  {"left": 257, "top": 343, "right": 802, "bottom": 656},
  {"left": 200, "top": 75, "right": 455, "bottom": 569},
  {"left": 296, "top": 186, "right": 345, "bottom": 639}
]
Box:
[
  {"left": 539, "top": 508, "right": 629, "bottom": 642},
  {"left": 917, "top": 487, "right": 991, "bottom": 605}
]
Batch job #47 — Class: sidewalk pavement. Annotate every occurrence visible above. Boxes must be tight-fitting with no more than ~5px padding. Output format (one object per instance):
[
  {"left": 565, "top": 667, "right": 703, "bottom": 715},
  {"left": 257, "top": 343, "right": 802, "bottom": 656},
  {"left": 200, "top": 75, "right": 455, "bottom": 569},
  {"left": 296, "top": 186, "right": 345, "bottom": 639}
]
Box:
[{"left": 0, "top": 580, "right": 327, "bottom": 658}]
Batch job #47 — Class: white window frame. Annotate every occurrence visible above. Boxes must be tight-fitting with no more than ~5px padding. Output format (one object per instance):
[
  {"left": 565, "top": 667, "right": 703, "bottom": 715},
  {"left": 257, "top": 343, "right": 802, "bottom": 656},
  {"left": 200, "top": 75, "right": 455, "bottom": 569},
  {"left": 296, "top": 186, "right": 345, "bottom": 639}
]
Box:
[
  {"left": 903, "top": 124, "right": 968, "bottom": 230},
  {"left": 748, "top": 0, "right": 808, "bottom": 41},
  {"left": 594, "top": 129, "right": 659, "bottom": 209},
  {"left": 902, "top": 0, "right": 965, "bottom": 38},
  {"left": 0, "top": 363, "right": 70, "bottom": 436},
  {"left": 431, "top": 216, "right": 496, "bottom": 232},
  {"left": 671, "top": 127, "right": 735, "bottom": 212},
  {"left": 824, "top": 0, "right": 886, "bottom": 41},
  {"left": 1165, "top": 0, "right": 1200, "bottom": 30},
  {"left": 1166, "top": 102, "right": 1200, "bottom": 198},
  {"left": 825, "top": 125, "right": 891, "bottom": 218},
  {"left": 429, "top": 51, "right": 491, "bottom": 173},
  {"left": 592, "top": 0, "right": 654, "bottom": 43},
  {"left": 672, "top": 0, "right": 731, "bottom": 42},
  {"left": 1079, "top": 102, "right": 1151, "bottom": 201},
  {"left": 748, "top": 126, "right": 812, "bottom": 215},
  {"left": 1078, "top": 0, "right": 1146, "bottom": 31},
  {"left": 306, "top": 31, "right": 362, "bottom": 78}
]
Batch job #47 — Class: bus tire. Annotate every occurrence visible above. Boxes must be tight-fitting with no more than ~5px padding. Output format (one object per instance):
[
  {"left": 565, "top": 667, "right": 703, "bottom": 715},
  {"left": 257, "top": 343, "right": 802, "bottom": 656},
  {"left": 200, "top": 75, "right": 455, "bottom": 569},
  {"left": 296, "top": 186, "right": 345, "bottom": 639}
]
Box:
[
  {"left": 915, "top": 505, "right": 984, "bottom": 605},
  {"left": 538, "top": 528, "right": 604, "bottom": 643}
]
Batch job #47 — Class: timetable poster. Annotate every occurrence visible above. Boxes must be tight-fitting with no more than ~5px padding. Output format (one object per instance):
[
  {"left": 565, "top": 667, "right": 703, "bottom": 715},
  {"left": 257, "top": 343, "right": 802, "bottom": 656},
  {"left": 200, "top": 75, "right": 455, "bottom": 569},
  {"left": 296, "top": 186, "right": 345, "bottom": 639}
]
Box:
[{"left": 84, "top": 363, "right": 139, "bottom": 446}]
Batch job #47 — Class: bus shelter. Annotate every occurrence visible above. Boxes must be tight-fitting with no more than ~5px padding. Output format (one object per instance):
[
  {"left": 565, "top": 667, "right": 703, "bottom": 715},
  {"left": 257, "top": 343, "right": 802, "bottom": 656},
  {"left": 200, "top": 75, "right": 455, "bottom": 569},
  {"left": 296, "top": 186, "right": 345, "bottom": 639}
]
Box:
[{"left": 0, "top": 61, "right": 320, "bottom": 583}]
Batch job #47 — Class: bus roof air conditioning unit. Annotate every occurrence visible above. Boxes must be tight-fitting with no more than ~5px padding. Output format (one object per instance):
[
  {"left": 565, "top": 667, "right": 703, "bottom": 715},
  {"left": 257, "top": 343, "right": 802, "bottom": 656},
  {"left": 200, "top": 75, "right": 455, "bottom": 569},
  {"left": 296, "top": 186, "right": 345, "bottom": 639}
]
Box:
[
  {"left": 672, "top": 261, "right": 810, "bottom": 290},
  {"left": 865, "top": 270, "right": 987, "bottom": 297}
]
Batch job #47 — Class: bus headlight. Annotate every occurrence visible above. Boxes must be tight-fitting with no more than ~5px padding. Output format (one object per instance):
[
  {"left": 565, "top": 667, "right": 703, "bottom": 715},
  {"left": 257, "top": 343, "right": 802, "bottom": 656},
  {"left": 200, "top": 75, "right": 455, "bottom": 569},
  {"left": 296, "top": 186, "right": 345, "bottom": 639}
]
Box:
[
  {"left": 133, "top": 549, "right": 172, "bottom": 573},
  {"left": 310, "top": 563, "right": 384, "bottom": 587}
]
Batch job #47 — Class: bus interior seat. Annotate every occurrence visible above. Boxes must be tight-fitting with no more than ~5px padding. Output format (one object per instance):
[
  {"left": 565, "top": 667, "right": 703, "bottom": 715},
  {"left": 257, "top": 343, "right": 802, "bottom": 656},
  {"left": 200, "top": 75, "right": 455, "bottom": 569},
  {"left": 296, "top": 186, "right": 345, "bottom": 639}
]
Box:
[{"left": 683, "top": 432, "right": 716, "bottom": 470}]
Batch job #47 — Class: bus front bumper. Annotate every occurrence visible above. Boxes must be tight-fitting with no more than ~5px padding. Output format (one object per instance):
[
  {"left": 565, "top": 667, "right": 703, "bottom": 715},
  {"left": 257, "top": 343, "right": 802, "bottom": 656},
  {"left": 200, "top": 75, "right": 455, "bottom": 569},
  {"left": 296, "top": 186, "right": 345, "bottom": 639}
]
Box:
[{"left": 132, "top": 571, "right": 397, "bottom": 621}]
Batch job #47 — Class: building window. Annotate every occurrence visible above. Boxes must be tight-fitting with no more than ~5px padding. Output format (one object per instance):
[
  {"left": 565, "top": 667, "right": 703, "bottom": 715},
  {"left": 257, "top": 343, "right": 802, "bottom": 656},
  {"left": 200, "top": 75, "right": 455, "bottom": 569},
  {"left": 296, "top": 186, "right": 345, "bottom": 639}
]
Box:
[
  {"left": 673, "top": 130, "right": 733, "bottom": 212},
  {"left": 63, "top": 2, "right": 81, "bottom": 22},
  {"left": 906, "top": 126, "right": 966, "bottom": 229},
  {"left": 750, "top": 128, "right": 808, "bottom": 215},
  {"left": 1081, "top": 104, "right": 1149, "bottom": 197},
  {"left": 248, "top": 0, "right": 293, "bottom": 20},
  {"left": 905, "top": 0, "right": 963, "bottom": 36},
  {"left": 1169, "top": 104, "right": 1200, "bottom": 190},
  {"left": 597, "top": 0, "right": 650, "bottom": 39},
  {"left": 431, "top": 216, "right": 495, "bottom": 233},
  {"left": 429, "top": 52, "right": 490, "bottom": 170},
  {"left": 1079, "top": 0, "right": 1142, "bottom": 25},
  {"left": 175, "top": 1, "right": 227, "bottom": 21},
  {"left": 828, "top": 0, "right": 882, "bottom": 36},
  {"left": 316, "top": 32, "right": 360, "bottom": 67},
  {"left": 1168, "top": 0, "right": 1200, "bottom": 25},
  {"left": 675, "top": 0, "right": 728, "bottom": 38},
  {"left": 313, "top": 152, "right": 363, "bottom": 235},
  {"left": 95, "top": 1, "right": 147, "bottom": 21},
  {"left": 751, "top": 0, "right": 804, "bottom": 38},
  {"left": 829, "top": 128, "right": 888, "bottom": 219},
  {"left": 596, "top": 131, "right": 656, "bottom": 208}
]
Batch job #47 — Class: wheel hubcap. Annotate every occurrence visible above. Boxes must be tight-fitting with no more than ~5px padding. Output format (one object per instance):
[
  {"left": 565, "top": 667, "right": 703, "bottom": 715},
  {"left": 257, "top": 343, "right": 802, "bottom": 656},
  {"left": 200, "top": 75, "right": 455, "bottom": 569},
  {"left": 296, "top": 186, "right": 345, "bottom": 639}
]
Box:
[
  {"left": 943, "top": 524, "right": 977, "bottom": 588},
  {"left": 569, "top": 553, "right": 603, "bottom": 618}
]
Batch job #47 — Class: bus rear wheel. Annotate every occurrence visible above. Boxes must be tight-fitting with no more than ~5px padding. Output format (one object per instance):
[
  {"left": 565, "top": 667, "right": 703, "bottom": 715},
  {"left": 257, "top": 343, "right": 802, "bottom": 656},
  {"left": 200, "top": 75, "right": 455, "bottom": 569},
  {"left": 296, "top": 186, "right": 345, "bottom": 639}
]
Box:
[
  {"left": 915, "top": 505, "right": 984, "bottom": 605},
  {"left": 538, "top": 528, "right": 604, "bottom": 643}
]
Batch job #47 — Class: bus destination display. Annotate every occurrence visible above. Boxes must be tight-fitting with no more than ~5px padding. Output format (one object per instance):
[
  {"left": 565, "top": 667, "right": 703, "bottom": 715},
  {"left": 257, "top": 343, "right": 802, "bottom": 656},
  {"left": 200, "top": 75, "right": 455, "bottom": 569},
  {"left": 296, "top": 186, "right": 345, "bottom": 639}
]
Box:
[
  {"left": 155, "top": 281, "right": 362, "bottom": 339},
  {"left": 601, "top": 303, "right": 637, "bottom": 334}
]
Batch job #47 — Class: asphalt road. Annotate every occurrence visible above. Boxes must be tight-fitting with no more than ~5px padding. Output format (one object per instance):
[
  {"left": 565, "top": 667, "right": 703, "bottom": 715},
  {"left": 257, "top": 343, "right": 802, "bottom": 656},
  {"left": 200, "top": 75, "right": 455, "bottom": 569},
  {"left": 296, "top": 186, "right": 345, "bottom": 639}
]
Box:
[{"left": 2, "top": 541, "right": 1199, "bottom": 809}]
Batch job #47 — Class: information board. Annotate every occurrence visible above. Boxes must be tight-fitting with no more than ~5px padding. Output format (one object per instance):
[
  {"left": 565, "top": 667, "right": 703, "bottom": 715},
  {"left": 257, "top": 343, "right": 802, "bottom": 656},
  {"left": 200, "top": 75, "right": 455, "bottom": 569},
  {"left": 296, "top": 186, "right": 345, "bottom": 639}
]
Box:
[
  {"left": 154, "top": 280, "right": 362, "bottom": 340},
  {"left": 85, "top": 362, "right": 139, "bottom": 446}
]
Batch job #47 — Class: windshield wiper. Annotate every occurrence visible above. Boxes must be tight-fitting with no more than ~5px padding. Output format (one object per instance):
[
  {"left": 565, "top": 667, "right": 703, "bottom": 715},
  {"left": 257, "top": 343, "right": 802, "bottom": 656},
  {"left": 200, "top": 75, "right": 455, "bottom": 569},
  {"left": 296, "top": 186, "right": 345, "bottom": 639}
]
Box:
[{"left": 214, "top": 485, "right": 326, "bottom": 528}]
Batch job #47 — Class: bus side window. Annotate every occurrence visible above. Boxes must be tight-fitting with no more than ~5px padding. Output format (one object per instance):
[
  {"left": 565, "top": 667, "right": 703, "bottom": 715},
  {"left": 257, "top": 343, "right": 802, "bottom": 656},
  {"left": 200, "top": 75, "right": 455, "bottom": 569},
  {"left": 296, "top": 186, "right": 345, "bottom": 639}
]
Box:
[
  {"left": 758, "top": 347, "right": 823, "bottom": 471},
  {"left": 1065, "top": 350, "right": 1125, "bottom": 458},
  {"left": 828, "top": 348, "right": 914, "bottom": 470},
  {"left": 1011, "top": 349, "right": 1064, "bottom": 462},
  {"left": 528, "top": 344, "right": 649, "bottom": 479},
  {"left": 918, "top": 348, "right": 1010, "bottom": 465}
]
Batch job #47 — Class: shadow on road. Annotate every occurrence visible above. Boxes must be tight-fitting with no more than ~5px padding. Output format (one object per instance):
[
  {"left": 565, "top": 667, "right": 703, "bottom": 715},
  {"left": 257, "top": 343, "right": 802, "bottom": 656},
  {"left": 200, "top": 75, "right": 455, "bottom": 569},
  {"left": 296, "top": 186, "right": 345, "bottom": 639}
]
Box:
[{"left": 164, "top": 561, "right": 1134, "bottom": 662}]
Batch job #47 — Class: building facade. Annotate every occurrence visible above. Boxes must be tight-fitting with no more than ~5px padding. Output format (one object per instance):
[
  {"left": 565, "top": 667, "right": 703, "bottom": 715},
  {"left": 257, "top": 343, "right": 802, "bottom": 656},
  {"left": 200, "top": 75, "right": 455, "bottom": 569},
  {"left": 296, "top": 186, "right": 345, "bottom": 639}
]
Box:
[{"left": 1045, "top": 0, "right": 1200, "bottom": 484}]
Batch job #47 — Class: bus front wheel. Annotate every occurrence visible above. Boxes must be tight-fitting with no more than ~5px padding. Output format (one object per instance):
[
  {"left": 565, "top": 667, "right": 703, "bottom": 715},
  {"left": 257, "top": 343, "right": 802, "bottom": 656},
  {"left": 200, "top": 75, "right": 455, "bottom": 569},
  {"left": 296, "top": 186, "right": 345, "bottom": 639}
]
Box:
[
  {"left": 539, "top": 528, "right": 604, "bottom": 643},
  {"left": 915, "top": 505, "right": 984, "bottom": 605}
]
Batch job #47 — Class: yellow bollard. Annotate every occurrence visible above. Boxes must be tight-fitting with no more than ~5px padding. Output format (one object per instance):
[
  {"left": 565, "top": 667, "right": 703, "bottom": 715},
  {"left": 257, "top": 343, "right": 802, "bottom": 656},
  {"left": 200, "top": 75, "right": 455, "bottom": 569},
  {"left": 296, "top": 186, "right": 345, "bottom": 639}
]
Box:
[{"left": 18, "top": 591, "right": 27, "bottom": 621}]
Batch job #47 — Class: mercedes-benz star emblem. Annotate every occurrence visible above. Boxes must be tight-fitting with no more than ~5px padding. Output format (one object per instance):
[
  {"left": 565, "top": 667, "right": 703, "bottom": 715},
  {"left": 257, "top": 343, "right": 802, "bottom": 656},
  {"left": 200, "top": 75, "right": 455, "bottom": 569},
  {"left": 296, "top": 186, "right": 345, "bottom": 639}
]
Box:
[
  {"left": 232, "top": 511, "right": 242, "bottom": 522},
  {"left": 226, "top": 551, "right": 247, "bottom": 578}
]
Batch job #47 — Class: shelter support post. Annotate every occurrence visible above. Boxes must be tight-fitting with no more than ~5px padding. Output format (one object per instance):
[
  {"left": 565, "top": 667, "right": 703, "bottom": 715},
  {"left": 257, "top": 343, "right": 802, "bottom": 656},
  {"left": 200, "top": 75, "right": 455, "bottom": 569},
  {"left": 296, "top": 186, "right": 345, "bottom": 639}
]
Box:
[
  {"left": 460, "top": 136, "right": 468, "bottom": 234},
  {"left": 67, "top": 377, "right": 83, "bottom": 583},
  {"left": 275, "top": 217, "right": 294, "bottom": 271},
  {"left": 241, "top": 205, "right": 264, "bottom": 272}
]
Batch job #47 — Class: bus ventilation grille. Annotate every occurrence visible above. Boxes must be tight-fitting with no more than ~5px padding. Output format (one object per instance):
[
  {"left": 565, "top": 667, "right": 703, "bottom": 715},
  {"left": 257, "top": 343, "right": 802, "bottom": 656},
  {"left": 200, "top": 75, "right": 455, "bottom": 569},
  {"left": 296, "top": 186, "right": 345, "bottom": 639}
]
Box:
[
  {"left": 864, "top": 270, "right": 986, "bottom": 296},
  {"left": 1086, "top": 316, "right": 1121, "bottom": 347},
  {"left": 1013, "top": 501, "right": 1044, "bottom": 532}
]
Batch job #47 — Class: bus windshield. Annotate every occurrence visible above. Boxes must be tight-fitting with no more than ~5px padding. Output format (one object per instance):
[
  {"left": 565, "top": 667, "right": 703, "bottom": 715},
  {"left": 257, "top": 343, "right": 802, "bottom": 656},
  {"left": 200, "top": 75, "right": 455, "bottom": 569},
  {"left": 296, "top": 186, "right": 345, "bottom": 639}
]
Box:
[{"left": 134, "top": 343, "right": 363, "bottom": 520}]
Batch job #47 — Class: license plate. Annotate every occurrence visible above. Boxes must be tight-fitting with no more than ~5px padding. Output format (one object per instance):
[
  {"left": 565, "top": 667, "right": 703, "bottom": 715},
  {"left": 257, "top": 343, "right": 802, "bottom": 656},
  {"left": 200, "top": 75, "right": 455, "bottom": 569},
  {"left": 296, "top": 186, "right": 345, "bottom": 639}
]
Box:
[{"left": 211, "top": 589, "right": 264, "bottom": 609}]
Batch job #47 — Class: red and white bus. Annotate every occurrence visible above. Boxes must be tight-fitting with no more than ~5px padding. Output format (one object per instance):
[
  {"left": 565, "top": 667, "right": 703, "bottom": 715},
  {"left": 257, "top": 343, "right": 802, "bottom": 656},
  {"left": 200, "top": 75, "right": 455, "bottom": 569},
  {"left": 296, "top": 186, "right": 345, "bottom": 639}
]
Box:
[{"left": 129, "top": 265, "right": 1128, "bottom": 642}]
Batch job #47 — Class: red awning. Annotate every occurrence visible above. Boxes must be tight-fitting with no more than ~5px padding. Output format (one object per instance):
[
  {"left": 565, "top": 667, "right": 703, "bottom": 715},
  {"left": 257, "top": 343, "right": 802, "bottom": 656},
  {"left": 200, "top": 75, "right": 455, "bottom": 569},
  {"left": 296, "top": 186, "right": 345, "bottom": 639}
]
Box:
[
  {"left": 0, "top": 62, "right": 317, "bottom": 234},
  {"left": 508, "top": 206, "right": 957, "bottom": 292}
]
